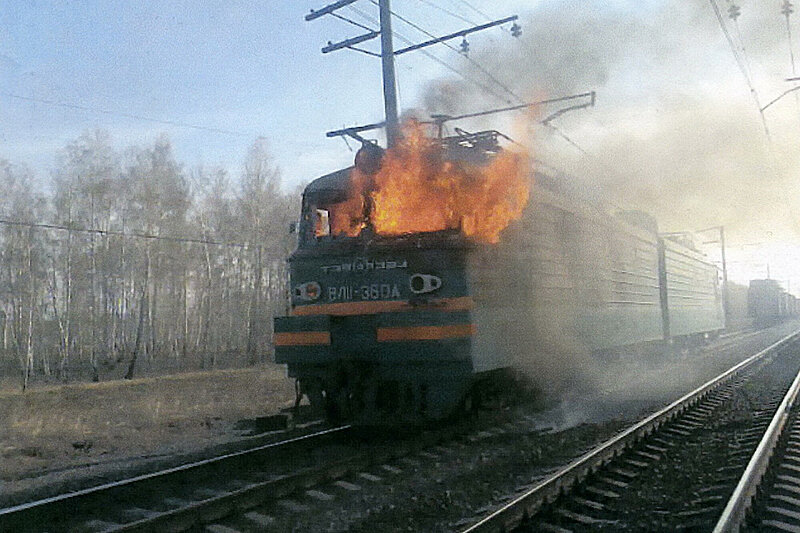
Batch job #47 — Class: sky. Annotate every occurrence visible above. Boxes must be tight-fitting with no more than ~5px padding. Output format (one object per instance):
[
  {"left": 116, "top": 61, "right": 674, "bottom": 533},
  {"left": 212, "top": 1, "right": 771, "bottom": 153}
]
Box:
[{"left": 3, "top": 0, "right": 800, "bottom": 289}]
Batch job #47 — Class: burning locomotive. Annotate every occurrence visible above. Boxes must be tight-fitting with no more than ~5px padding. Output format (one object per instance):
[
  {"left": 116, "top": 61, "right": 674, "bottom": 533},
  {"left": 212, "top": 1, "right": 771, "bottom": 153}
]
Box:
[{"left": 273, "top": 124, "right": 726, "bottom": 423}]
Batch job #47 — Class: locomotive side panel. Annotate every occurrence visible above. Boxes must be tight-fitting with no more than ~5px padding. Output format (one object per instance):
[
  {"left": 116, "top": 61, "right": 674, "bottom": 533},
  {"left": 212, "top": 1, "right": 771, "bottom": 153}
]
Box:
[
  {"left": 466, "top": 183, "right": 665, "bottom": 378},
  {"left": 661, "top": 239, "right": 725, "bottom": 337}
]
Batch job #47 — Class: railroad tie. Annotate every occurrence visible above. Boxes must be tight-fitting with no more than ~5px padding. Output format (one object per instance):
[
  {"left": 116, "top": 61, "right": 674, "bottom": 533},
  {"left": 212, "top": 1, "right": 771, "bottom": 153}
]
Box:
[
  {"left": 624, "top": 458, "right": 649, "bottom": 468},
  {"left": 774, "top": 483, "right": 800, "bottom": 497},
  {"left": 785, "top": 445, "right": 800, "bottom": 456},
  {"left": 683, "top": 413, "right": 707, "bottom": 423},
  {"left": 359, "top": 472, "right": 383, "bottom": 482},
  {"left": 334, "top": 480, "right": 362, "bottom": 491},
  {"left": 162, "top": 497, "right": 191, "bottom": 508},
  {"left": 381, "top": 464, "right": 403, "bottom": 474},
  {"left": 418, "top": 450, "right": 439, "bottom": 460},
  {"left": 538, "top": 522, "right": 574, "bottom": 533},
  {"left": 554, "top": 508, "right": 613, "bottom": 525},
  {"left": 82, "top": 520, "right": 121, "bottom": 532},
  {"left": 399, "top": 457, "right": 422, "bottom": 468},
  {"left": 306, "top": 489, "right": 335, "bottom": 501},
  {"left": 243, "top": 512, "right": 275, "bottom": 528},
  {"left": 650, "top": 436, "right": 674, "bottom": 448},
  {"left": 690, "top": 494, "right": 725, "bottom": 506},
  {"left": 194, "top": 488, "right": 225, "bottom": 499},
  {"left": 573, "top": 496, "right": 605, "bottom": 511},
  {"left": 780, "top": 462, "right": 800, "bottom": 475},
  {"left": 778, "top": 475, "right": 800, "bottom": 488},
  {"left": 597, "top": 476, "right": 629, "bottom": 489},
  {"left": 205, "top": 525, "right": 242, "bottom": 533},
  {"left": 610, "top": 467, "right": 637, "bottom": 479},
  {"left": 277, "top": 499, "right": 310, "bottom": 512},
  {"left": 663, "top": 427, "right": 691, "bottom": 437},
  {"left": 633, "top": 450, "right": 660, "bottom": 461},
  {"left": 761, "top": 519, "right": 800, "bottom": 533},
  {"left": 585, "top": 485, "right": 620, "bottom": 499},
  {"left": 771, "top": 493, "right": 800, "bottom": 508},
  {"left": 120, "top": 507, "right": 156, "bottom": 520},
  {"left": 767, "top": 505, "right": 800, "bottom": 522},
  {"left": 644, "top": 444, "right": 668, "bottom": 454}
]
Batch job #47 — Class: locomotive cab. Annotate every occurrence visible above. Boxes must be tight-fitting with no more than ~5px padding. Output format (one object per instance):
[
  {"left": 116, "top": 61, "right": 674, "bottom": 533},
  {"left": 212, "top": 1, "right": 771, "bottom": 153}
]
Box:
[{"left": 274, "top": 136, "right": 501, "bottom": 424}]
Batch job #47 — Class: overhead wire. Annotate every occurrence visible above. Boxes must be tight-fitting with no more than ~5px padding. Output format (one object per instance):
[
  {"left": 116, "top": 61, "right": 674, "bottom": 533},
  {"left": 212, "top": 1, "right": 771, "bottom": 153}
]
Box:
[
  {"left": 330, "top": 11, "right": 377, "bottom": 32},
  {"left": 349, "top": 1, "right": 597, "bottom": 169},
  {"left": 3, "top": 92, "right": 255, "bottom": 138},
  {"left": 416, "top": 0, "right": 476, "bottom": 25},
  {"left": 369, "top": 0, "right": 522, "bottom": 104},
  {"left": 708, "top": 0, "right": 772, "bottom": 142},
  {"left": 347, "top": 4, "right": 512, "bottom": 104},
  {"left": 454, "top": 0, "right": 493, "bottom": 22},
  {"left": 780, "top": 0, "right": 800, "bottom": 117},
  {"left": 0, "top": 217, "right": 253, "bottom": 249}
]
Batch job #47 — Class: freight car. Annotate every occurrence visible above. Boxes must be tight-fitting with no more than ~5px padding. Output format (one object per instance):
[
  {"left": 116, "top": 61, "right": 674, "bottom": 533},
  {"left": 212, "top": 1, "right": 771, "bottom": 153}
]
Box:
[
  {"left": 273, "top": 131, "right": 725, "bottom": 424},
  {"left": 748, "top": 279, "right": 796, "bottom": 326}
]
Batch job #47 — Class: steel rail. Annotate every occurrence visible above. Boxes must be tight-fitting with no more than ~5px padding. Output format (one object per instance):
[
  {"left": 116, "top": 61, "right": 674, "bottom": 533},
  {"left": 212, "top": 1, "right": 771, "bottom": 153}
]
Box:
[
  {"left": 0, "top": 425, "right": 351, "bottom": 529},
  {"left": 713, "top": 354, "right": 800, "bottom": 532},
  {"left": 461, "top": 330, "right": 800, "bottom": 533}
]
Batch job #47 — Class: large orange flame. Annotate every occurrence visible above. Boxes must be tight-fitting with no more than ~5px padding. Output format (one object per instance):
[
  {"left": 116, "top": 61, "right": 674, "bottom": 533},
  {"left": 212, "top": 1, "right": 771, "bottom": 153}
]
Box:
[{"left": 329, "top": 121, "right": 531, "bottom": 243}]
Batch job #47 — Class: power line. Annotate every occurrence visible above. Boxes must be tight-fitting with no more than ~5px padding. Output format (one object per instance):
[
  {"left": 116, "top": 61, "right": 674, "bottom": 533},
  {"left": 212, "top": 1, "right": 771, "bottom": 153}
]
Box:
[
  {"left": 367, "top": 0, "right": 523, "bottom": 104},
  {"left": 347, "top": 4, "right": 512, "bottom": 104},
  {"left": 416, "top": 0, "right": 476, "bottom": 25},
  {"left": 330, "top": 10, "right": 377, "bottom": 32},
  {"left": 708, "top": 0, "right": 772, "bottom": 141},
  {"left": 2, "top": 92, "right": 256, "bottom": 138},
  {"left": 0, "top": 217, "right": 254, "bottom": 249},
  {"left": 455, "top": 0, "right": 493, "bottom": 22}
]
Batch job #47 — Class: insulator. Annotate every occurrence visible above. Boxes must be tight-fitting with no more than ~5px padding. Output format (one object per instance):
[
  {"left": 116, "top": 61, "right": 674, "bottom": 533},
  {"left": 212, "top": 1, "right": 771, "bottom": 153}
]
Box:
[
  {"left": 459, "top": 37, "right": 469, "bottom": 55},
  {"left": 728, "top": 3, "right": 741, "bottom": 20},
  {"left": 511, "top": 22, "right": 522, "bottom": 38},
  {"left": 782, "top": 0, "right": 794, "bottom": 17}
]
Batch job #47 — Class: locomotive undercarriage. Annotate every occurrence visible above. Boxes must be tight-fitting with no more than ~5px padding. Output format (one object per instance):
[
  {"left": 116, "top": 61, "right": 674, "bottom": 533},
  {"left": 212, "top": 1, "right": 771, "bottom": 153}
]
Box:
[{"left": 292, "top": 360, "right": 471, "bottom": 424}]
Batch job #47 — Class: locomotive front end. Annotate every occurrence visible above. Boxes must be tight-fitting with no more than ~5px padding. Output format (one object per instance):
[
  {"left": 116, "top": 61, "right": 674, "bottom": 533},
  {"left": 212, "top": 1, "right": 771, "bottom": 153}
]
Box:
[
  {"left": 275, "top": 232, "right": 476, "bottom": 423},
  {"left": 274, "top": 129, "right": 530, "bottom": 424}
]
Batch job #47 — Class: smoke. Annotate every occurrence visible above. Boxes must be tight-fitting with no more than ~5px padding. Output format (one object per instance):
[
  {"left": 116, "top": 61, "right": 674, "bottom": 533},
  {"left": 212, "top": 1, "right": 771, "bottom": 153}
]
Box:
[{"left": 418, "top": 0, "right": 800, "bottom": 243}]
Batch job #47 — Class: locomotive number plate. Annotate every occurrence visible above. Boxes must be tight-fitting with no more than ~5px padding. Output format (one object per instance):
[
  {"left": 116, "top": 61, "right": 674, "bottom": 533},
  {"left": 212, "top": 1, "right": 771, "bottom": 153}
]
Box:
[{"left": 328, "top": 283, "right": 401, "bottom": 301}]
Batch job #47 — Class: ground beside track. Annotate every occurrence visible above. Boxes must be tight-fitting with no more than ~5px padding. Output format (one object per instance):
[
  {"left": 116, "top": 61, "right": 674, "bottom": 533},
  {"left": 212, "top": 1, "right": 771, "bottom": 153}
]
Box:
[{"left": 0, "top": 364, "right": 295, "bottom": 507}]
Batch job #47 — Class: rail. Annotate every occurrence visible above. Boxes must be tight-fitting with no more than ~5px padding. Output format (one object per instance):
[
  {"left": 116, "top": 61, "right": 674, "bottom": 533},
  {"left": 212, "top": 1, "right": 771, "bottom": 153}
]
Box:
[
  {"left": 0, "top": 425, "right": 351, "bottom": 531},
  {"left": 713, "top": 354, "right": 800, "bottom": 532},
  {"left": 461, "top": 330, "right": 800, "bottom": 533}
]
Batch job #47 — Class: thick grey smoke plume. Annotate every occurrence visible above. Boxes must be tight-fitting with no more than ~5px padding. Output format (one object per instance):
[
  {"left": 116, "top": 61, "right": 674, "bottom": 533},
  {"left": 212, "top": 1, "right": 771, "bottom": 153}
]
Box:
[
  {"left": 420, "top": 1, "right": 800, "bottom": 242},
  {"left": 418, "top": 1, "right": 800, "bottom": 414}
]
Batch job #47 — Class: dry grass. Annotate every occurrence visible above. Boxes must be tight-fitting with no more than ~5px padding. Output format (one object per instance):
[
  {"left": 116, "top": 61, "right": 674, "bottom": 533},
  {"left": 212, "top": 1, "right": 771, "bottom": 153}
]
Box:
[{"left": 0, "top": 365, "right": 295, "bottom": 482}]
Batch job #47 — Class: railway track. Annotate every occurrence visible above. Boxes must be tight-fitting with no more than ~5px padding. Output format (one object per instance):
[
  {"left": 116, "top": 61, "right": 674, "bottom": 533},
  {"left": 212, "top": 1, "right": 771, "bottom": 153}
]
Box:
[
  {"left": 0, "top": 425, "right": 353, "bottom": 532},
  {"left": 2, "top": 327, "right": 794, "bottom": 532},
  {"left": 0, "top": 407, "right": 528, "bottom": 532},
  {"left": 715, "top": 341, "right": 800, "bottom": 532},
  {"left": 461, "top": 329, "right": 800, "bottom": 532}
]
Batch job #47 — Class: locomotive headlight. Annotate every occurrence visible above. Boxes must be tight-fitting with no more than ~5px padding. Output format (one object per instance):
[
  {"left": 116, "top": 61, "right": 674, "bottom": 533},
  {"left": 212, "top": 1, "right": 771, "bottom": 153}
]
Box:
[
  {"left": 294, "top": 281, "right": 321, "bottom": 301},
  {"left": 410, "top": 274, "right": 442, "bottom": 294}
]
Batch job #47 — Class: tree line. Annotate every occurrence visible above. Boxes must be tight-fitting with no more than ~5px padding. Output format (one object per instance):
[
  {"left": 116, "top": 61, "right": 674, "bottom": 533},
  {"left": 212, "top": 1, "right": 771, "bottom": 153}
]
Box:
[{"left": 0, "top": 130, "right": 299, "bottom": 390}]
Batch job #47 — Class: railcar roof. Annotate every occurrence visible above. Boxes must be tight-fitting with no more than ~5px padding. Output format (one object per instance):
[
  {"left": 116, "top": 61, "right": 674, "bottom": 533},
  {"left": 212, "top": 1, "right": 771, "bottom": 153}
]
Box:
[{"left": 303, "top": 167, "right": 351, "bottom": 204}]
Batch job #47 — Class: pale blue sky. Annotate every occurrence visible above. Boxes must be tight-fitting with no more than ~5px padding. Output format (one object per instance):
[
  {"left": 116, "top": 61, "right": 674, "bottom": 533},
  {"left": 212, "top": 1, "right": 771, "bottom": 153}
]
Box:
[
  {"left": 5, "top": 0, "right": 800, "bottom": 286},
  {"left": 1, "top": 0, "right": 556, "bottom": 185}
]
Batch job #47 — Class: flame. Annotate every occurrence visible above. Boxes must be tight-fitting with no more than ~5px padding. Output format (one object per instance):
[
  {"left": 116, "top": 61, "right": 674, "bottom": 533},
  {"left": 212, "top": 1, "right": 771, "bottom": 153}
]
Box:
[{"left": 329, "top": 120, "right": 531, "bottom": 243}]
